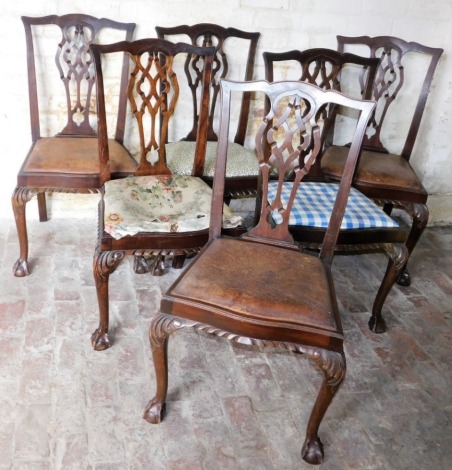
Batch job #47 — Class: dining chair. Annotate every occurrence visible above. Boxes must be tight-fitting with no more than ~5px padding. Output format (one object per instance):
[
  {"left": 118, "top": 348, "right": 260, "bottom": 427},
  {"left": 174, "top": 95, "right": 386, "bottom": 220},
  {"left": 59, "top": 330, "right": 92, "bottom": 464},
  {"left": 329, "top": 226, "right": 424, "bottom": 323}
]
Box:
[
  {"left": 144, "top": 79, "right": 376, "bottom": 464},
  {"left": 264, "top": 47, "right": 379, "bottom": 179},
  {"left": 12, "top": 14, "right": 137, "bottom": 277},
  {"left": 264, "top": 48, "right": 409, "bottom": 334},
  {"left": 90, "top": 39, "right": 243, "bottom": 351},
  {"left": 321, "top": 36, "right": 444, "bottom": 286},
  {"left": 156, "top": 23, "right": 261, "bottom": 198}
]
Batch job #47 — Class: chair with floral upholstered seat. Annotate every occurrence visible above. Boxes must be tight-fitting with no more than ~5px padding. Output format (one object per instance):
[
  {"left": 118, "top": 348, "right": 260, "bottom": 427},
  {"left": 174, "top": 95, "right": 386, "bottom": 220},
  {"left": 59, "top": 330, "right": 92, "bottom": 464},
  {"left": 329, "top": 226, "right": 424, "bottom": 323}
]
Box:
[
  {"left": 90, "top": 38, "right": 243, "bottom": 351},
  {"left": 156, "top": 23, "right": 261, "bottom": 198}
]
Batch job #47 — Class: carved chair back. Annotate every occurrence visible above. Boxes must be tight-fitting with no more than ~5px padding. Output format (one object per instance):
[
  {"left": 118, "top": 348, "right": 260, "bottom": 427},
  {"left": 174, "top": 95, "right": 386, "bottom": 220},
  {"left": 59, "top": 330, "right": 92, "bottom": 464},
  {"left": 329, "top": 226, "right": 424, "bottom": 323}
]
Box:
[
  {"left": 22, "top": 14, "right": 135, "bottom": 141},
  {"left": 264, "top": 48, "right": 378, "bottom": 95},
  {"left": 337, "top": 35, "right": 443, "bottom": 160},
  {"left": 263, "top": 48, "right": 380, "bottom": 152},
  {"left": 211, "top": 80, "right": 375, "bottom": 263},
  {"left": 91, "top": 39, "right": 215, "bottom": 183},
  {"left": 156, "top": 24, "right": 260, "bottom": 145}
]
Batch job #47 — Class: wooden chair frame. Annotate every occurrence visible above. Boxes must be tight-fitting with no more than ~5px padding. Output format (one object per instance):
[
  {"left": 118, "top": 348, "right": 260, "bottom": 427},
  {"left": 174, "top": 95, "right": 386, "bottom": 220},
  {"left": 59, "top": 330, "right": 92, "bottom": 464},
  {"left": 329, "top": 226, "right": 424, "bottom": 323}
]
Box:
[
  {"left": 263, "top": 48, "right": 410, "bottom": 333},
  {"left": 156, "top": 23, "right": 261, "bottom": 196},
  {"left": 12, "top": 14, "right": 136, "bottom": 277},
  {"left": 321, "top": 36, "right": 444, "bottom": 286},
  {"left": 144, "top": 79, "right": 376, "bottom": 464},
  {"left": 90, "top": 38, "right": 217, "bottom": 351}
]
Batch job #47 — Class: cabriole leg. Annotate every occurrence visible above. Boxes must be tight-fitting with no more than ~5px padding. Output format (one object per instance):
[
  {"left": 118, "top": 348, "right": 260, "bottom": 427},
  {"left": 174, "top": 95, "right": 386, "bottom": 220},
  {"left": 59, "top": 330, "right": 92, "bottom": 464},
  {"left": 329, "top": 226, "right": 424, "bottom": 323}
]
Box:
[
  {"left": 91, "top": 248, "right": 125, "bottom": 351},
  {"left": 144, "top": 313, "right": 191, "bottom": 423},
  {"left": 12, "top": 187, "right": 39, "bottom": 277},
  {"left": 369, "top": 244, "right": 408, "bottom": 333},
  {"left": 397, "top": 202, "right": 429, "bottom": 287},
  {"left": 301, "top": 348, "right": 346, "bottom": 465}
]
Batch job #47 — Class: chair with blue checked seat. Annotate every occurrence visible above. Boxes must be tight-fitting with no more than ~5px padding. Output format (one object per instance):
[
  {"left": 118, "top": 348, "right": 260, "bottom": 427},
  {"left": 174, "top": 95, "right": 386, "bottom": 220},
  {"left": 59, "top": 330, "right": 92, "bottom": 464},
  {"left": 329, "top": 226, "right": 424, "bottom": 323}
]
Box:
[
  {"left": 267, "top": 175, "right": 408, "bottom": 334},
  {"left": 264, "top": 48, "right": 409, "bottom": 333}
]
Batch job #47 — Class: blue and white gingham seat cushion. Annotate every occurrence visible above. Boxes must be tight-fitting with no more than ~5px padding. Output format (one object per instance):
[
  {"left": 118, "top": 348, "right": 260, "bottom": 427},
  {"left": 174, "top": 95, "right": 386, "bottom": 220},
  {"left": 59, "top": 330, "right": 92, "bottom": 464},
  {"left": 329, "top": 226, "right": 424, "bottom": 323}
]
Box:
[{"left": 269, "top": 182, "right": 399, "bottom": 229}]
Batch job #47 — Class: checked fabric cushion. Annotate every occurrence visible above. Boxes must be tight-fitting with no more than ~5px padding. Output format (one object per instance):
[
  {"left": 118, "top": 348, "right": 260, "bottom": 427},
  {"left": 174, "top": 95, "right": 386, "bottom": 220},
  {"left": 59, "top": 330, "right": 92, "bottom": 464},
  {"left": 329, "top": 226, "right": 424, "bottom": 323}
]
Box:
[{"left": 269, "top": 182, "right": 399, "bottom": 229}]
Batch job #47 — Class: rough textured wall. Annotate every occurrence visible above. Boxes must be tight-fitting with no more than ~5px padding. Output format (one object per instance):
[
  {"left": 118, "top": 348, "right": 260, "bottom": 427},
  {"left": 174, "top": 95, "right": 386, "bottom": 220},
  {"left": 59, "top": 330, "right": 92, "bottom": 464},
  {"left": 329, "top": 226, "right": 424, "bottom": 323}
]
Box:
[{"left": 1, "top": 0, "right": 451, "bottom": 223}]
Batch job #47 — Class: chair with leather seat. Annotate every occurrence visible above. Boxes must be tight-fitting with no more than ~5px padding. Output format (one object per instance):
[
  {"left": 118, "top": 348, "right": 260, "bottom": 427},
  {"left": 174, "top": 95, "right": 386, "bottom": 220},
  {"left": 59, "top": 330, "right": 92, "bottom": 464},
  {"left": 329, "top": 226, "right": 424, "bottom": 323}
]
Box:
[
  {"left": 156, "top": 23, "right": 261, "bottom": 198},
  {"left": 12, "top": 14, "right": 137, "bottom": 277},
  {"left": 320, "top": 36, "right": 444, "bottom": 286},
  {"left": 264, "top": 48, "right": 409, "bottom": 334},
  {"left": 143, "top": 79, "right": 376, "bottom": 464},
  {"left": 90, "top": 38, "right": 243, "bottom": 351}
]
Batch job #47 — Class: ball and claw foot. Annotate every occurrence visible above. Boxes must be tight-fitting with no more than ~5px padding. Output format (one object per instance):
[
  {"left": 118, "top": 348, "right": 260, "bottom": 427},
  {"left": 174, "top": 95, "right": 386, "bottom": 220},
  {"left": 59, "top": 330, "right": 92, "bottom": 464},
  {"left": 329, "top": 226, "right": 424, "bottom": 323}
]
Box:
[
  {"left": 368, "top": 315, "right": 387, "bottom": 334},
  {"left": 150, "top": 257, "right": 165, "bottom": 276},
  {"left": 396, "top": 267, "right": 411, "bottom": 287},
  {"left": 143, "top": 398, "right": 166, "bottom": 424},
  {"left": 133, "top": 256, "right": 150, "bottom": 274},
  {"left": 13, "top": 259, "right": 29, "bottom": 277},
  {"left": 301, "top": 437, "right": 324, "bottom": 465},
  {"left": 91, "top": 328, "right": 111, "bottom": 351}
]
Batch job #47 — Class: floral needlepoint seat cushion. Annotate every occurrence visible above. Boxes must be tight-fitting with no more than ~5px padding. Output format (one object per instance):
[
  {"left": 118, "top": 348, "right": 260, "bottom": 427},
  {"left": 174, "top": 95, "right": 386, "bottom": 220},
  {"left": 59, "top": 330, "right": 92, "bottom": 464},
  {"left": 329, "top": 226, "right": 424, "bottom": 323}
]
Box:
[
  {"left": 165, "top": 141, "right": 259, "bottom": 177},
  {"left": 269, "top": 182, "right": 400, "bottom": 229},
  {"left": 104, "top": 175, "right": 243, "bottom": 240}
]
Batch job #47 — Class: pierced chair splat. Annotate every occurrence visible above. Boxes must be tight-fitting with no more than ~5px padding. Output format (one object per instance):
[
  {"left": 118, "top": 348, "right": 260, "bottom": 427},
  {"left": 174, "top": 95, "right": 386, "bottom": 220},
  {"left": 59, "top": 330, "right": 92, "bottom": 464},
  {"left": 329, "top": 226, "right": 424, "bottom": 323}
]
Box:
[
  {"left": 264, "top": 48, "right": 409, "bottom": 334},
  {"left": 12, "top": 14, "right": 137, "bottom": 277},
  {"left": 144, "top": 79, "right": 376, "bottom": 465},
  {"left": 321, "top": 36, "right": 444, "bottom": 286},
  {"left": 156, "top": 23, "right": 261, "bottom": 198},
  {"left": 263, "top": 48, "right": 379, "bottom": 178}
]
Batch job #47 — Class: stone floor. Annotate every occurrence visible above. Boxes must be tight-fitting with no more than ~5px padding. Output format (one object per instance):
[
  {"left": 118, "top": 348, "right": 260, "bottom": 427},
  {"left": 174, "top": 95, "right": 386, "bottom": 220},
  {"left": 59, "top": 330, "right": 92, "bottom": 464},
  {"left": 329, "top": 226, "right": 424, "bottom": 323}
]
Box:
[{"left": 0, "top": 217, "right": 451, "bottom": 469}]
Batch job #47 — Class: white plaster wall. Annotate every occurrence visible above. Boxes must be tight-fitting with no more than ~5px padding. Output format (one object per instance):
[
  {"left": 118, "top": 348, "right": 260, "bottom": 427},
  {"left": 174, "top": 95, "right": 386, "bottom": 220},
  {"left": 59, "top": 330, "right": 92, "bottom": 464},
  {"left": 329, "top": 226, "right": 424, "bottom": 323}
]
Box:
[{"left": 1, "top": 0, "right": 451, "bottom": 224}]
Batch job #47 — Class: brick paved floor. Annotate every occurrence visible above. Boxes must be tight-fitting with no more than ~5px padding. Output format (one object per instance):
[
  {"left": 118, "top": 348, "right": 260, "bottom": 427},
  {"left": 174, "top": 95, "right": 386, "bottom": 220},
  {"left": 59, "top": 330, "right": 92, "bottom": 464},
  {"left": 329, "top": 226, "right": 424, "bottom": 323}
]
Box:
[{"left": 0, "top": 217, "right": 451, "bottom": 469}]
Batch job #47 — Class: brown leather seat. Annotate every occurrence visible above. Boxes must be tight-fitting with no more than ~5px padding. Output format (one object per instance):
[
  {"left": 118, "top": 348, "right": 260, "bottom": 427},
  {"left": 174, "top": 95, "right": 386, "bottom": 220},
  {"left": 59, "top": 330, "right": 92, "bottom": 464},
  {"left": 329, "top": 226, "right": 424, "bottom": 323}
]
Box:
[
  {"left": 19, "top": 138, "right": 136, "bottom": 184},
  {"left": 322, "top": 147, "right": 427, "bottom": 199},
  {"left": 12, "top": 15, "right": 137, "bottom": 277},
  {"left": 144, "top": 79, "right": 376, "bottom": 464},
  {"left": 321, "top": 36, "right": 443, "bottom": 286}
]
